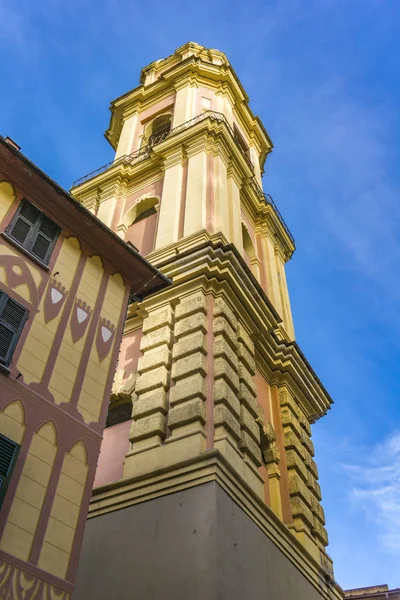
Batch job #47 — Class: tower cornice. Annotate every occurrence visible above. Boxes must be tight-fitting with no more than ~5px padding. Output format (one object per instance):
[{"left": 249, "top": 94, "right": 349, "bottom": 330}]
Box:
[{"left": 105, "top": 45, "right": 273, "bottom": 168}]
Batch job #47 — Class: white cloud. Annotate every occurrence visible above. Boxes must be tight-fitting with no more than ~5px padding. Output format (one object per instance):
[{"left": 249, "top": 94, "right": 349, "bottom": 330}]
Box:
[{"left": 345, "top": 432, "right": 400, "bottom": 553}]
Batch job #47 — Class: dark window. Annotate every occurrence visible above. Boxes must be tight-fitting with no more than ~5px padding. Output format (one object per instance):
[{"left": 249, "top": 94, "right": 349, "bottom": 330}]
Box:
[
  {"left": 106, "top": 401, "right": 132, "bottom": 428},
  {"left": 133, "top": 207, "right": 157, "bottom": 224},
  {"left": 0, "top": 433, "right": 20, "bottom": 508},
  {"left": 0, "top": 291, "right": 28, "bottom": 366},
  {"left": 7, "top": 199, "right": 60, "bottom": 264}
]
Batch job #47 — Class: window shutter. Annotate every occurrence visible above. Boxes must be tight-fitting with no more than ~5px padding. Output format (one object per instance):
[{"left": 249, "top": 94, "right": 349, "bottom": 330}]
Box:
[
  {"left": 0, "top": 434, "right": 20, "bottom": 507},
  {"left": 0, "top": 296, "right": 28, "bottom": 365},
  {"left": 31, "top": 216, "right": 60, "bottom": 262},
  {"left": 7, "top": 200, "right": 60, "bottom": 265}
]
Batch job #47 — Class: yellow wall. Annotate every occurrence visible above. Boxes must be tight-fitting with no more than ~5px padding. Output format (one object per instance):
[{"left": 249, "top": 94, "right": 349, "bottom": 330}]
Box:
[
  {"left": 38, "top": 441, "right": 88, "bottom": 580},
  {"left": 0, "top": 421, "right": 57, "bottom": 561},
  {"left": 77, "top": 272, "right": 125, "bottom": 423}
]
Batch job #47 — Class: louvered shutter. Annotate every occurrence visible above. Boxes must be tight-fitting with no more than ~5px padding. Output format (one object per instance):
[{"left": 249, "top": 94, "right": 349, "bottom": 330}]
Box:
[
  {"left": 0, "top": 295, "right": 28, "bottom": 365},
  {"left": 7, "top": 200, "right": 60, "bottom": 264},
  {"left": 8, "top": 201, "right": 40, "bottom": 246},
  {"left": 0, "top": 434, "right": 20, "bottom": 507}
]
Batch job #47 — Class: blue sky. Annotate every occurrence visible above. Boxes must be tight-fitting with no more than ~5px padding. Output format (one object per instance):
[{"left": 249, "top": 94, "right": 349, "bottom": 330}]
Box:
[{"left": 1, "top": 0, "right": 399, "bottom": 590}]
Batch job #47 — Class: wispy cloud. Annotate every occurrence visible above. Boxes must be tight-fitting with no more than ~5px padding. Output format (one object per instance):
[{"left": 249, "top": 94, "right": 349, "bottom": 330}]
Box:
[{"left": 345, "top": 432, "right": 400, "bottom": 553}]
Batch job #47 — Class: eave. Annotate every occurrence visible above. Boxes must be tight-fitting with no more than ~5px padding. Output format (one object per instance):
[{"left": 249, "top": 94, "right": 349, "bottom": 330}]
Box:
[{"left": 0, "top": 137, "right": 171, "bottom": 299}]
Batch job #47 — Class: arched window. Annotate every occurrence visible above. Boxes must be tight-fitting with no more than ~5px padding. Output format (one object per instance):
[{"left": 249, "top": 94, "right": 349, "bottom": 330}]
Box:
[
  {"left": 141, "top": 113, "right": 172, "bottom": 148},
  {"left": 119, "top": 195, "right": 160, "bottom": 255}
]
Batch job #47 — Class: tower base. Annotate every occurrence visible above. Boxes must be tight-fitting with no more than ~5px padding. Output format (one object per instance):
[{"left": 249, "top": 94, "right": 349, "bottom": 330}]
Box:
[{"left": 73, "top": 453, "right": 341, "bottom": 600}]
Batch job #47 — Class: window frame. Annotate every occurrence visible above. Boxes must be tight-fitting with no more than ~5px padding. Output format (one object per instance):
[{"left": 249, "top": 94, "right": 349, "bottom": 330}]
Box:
[
  {"left": 0, "top": 291, "right": 29, "bottom": 367},
  {"left": 6, "top": 199, "right": 61, "bottom": 265},
  {"left": 0, "top": 433, "right": 20, "bottom": 508}
]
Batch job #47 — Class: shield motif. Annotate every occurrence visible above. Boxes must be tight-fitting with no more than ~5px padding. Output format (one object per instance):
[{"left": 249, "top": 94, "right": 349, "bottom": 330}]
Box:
[
  {"left": 70, "top": 299, "right": 92, "bottom": 342},
  {"left": 44, "top": 278, "right": 67, "bottom": 322},
  {"left": 96, "top": 318, "right": 116, "bottom": 361}
]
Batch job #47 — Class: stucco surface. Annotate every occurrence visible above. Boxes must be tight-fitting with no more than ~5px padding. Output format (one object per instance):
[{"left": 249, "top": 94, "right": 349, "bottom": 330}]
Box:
[{"left": 73, "top": 482, "right": 326, "bottom": 600}]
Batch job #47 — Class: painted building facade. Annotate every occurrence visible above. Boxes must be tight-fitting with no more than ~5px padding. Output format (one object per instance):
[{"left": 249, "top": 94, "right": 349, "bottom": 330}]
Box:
[
  {"left": 72, "top": 42, "right": 344, "bottom": 600},
  {"left": 345, "top": 586, "right": 400, "bottom": 600},
  {"left": 0, "top": 137, "right": 169, "bottom": 599}
]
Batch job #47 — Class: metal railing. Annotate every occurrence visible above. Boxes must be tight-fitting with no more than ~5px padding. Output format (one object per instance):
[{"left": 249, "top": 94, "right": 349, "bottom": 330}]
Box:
[
  {"left": 252, "top": 179, "right": 295, "bottom": 247},
  {"left": 72, "top": 110, "right": 251, "bottom": 187},
  {"left": 72, "top": 111, "right": 294, "bottom": 247}
]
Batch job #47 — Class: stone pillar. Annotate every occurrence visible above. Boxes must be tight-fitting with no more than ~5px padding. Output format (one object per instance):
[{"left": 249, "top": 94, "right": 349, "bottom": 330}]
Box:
[
  {"left": 168, "top": 291, "right": 208, "bottom": 454},
  {"left": 279, "top": 387, "right": 330, "bottom": 568},
  {"left": 213, "top": 152, "right": 231, "bottom": 243},
  {"left": 275, "top": 250, "right": 295, "bottom": 340},
  {"left": 155, "top": 148, "right": 185, "bottom": 249},
  {"left": 237, "top": 324, "right": 262, "bottom": 475},
  {"left": 213, "top": 297, "right": 242, "bottom": 455},
  {"left": 115, "top": 111, "right": 139, "bottom": 159},
  {"left": 172, "top": 79, "right": 196, "bottom": 127},
  {"left": 126, "top": 303, "right": 174, "bottom": 460},
  {"left": 184, "top": 147, "right": 207, "bottom": 237},
  {"left": 227, "top": 165, "right": 243, "bottom": 253}
]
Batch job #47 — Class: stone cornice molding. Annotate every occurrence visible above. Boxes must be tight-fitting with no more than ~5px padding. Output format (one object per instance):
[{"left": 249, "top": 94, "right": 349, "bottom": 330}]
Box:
[{"left": 145, "top": 235, "right": 332, "bottom": 420}]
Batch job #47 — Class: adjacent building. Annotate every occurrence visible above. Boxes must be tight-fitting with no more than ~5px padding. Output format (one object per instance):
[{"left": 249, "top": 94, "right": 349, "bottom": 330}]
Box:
[
  {"left": 71, "top": 43, "right": 344, "bottom": 600},
  {"left": 345, "top": 586, "right": 400, "bottom": 599},
  {"left": 0, "top": 136, "right": 170, "bottom": 599}
]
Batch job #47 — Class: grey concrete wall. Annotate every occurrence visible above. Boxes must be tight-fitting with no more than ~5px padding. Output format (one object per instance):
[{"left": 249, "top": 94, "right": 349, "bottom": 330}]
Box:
[{"left": 73, "top": 482, "right": 327, "bottom": 600}]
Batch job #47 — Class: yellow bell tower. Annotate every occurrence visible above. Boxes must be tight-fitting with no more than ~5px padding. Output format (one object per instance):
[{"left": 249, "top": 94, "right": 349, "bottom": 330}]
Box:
[{"left": 71, "top": 42, "right": 343, "bottom": 600}]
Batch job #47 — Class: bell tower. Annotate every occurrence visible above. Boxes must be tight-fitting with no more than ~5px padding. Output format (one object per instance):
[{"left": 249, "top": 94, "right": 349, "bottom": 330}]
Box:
[{"left": 72, "top": 43, "right": 343, "bottom": 600}]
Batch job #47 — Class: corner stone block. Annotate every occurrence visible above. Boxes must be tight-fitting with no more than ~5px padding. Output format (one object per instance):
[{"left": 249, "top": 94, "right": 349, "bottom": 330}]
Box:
[
  {"left": 239, "top": 430, "right": 262, "bottom": 467},
  {"left": 142, "top": 305, "right": 174, "bottom": 334},
  {"left": 174, "top": 313, "right": 207, "bottom": 339},
  {"left": 137, "top": 345, "right": 172, "bottom": 374},
  {"left": 286, "top": 450, "right": 308, "bottom": 482},
  {"left": 140, "top": 326, "right": 173, "bottom": 352},
  {"left": 168, "top": 398, "right": 206, "bottom": 429},
  {"left": 214, "top": 404, "right": 241, "bottom": 440},
  {"left": 237, "top": 322, "right": 254, "bottom": 353},
  {"left": 213, "top": 357, "right": 240, "bottom": 393},
  {"left": 130, "top": 413, "right": 166, "bottom": 442},
  {"left": 213, "top": 335, "right": 239, "bottom": 370},
  {"left": 238, "top": 385, "right": 259, "bottom": 419},
  {"left": 238, "top": 343, "right": 256, "bottom": 375},
  {"left": 175, "top": 293, "right": 207, "bottom": 319},
  {"left": 135, "top": 366, "right": 170, "bottom": 395},
  {"left": 214, "top": 297, "right": 238, "bottom": 331},
  {"left": 171, "top": 353, "right": 207, "bottom": 381},
  {"left": 172, "top": 330, "right": 206, "bottom": 360},
  {"left": 240, "top": 406, "right": 261, "bottom": 444},
  {"left": 132, "top": 390, "right": 168, "bottom": 419},
  {"left": 169, "top": 373, "right": 207, "bottom": 405},
  {"left": 213, "top": 316, "right": 237, "bottom": 351},
  {"left": 213, "top": 379, "right": 240, "bottom": 418},
  {"left": 290, "top": 496, "right": 315, "bottom": 530}
]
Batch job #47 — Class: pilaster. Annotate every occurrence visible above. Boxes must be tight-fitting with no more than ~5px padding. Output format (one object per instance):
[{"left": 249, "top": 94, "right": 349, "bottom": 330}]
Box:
[{"left": 155, "top": 147, "right": 186, "bottom": 249}]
